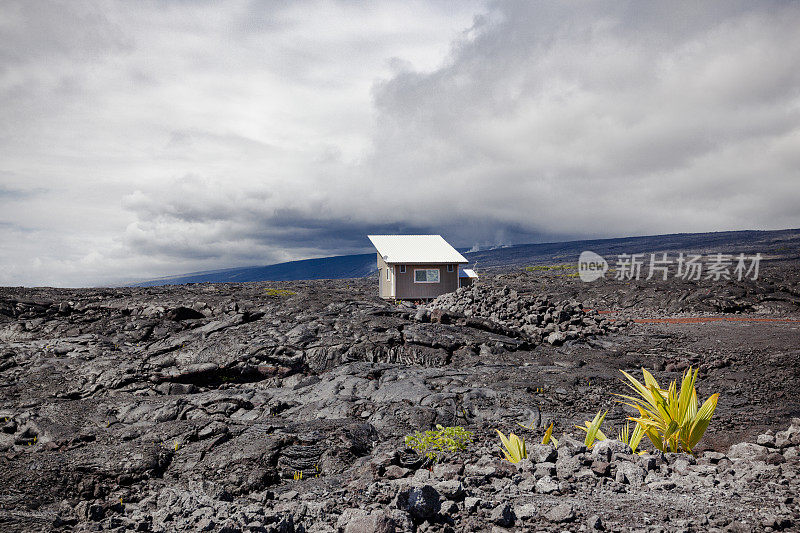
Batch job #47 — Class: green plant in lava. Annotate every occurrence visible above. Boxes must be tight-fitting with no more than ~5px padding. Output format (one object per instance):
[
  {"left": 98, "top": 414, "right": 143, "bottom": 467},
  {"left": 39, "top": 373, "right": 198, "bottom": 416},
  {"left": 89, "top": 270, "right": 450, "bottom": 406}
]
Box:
[
  {"left": 404, "top": 425, "right": 474, "bottom": 464},
  {"left": 618, "top": 421, "right": 646, "bottom": 454},
  {"left": 616, "top": 367, "right": 719, "bottom": 455},
  {"left": 541, "top": 421, "right": 558, "bottom": 446},
  {"left": 575, "top": 409, "right": 608, "bottom": 449},
  {"left": 265, "top": 288, "right": 296, "bottom": 297},
  {"left": 516, "top": 420, "right": 559, "bottom": 447},
  {"left": 496, "top": 430, "right": 527, "bottom": 463}
]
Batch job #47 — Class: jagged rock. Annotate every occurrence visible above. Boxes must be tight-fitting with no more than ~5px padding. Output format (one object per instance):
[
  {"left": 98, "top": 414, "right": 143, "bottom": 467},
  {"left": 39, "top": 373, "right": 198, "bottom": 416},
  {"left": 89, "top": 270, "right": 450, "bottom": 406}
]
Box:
[
  {"left": 434, "top": 480, "right": 464, "bottom": 501},
  {"left": 535, "top": 476, "right": 559, "bottom": 494},
  {"left": 432, "top": 463, "right": 463, "bottom": 480},
  {"left": 545, "top": 503, "right": 575, "bottom": 523},
  {"left": 440, "top": 499, "right": 459, "bottom": 515},
  {"left": 384, "top": 465, "right": 410, "bottom": 479},
  {"left": 515, "top": 503, "right": 538, "bottom": 520},
  {"left": 592, "top": 439, "right": 630, "bottom": 461},
  {"left": 490, "top": 502, "right": 515, "bottom": 527},
  {"left": 396, "top": 485, "right": 441, "bottom": 521},
  {"left": 591, "top": 460, "right": 610, "bottom": 477},
  {"left": 701, "top": 451, "right": 726, "bottom": 464},
  {"left": 464, "top": 497, "right": 481, "bottom": 514},
  {"left": 587, "top": 514, "right": 604, "bottom": 530},
  {"left": 528, "top": 444, "right": 558, "bottom": 464},
  {"left": 338, "top": 509, "right": 395, "bottom": 533},
  {"left": 555, "top": 455, "right": 581, "bottom": 479},
  {"left": 534, "top": 462, "right": 556, "bottom": 478},
  {"left": 757, "top": 433, "right": 776, "bottom": 447},
  {"left": 728, "top": 442, "right": 769, "bottom": 461},
  {"left": 615, "top": 462, "right": 645, "bottom": 486}
]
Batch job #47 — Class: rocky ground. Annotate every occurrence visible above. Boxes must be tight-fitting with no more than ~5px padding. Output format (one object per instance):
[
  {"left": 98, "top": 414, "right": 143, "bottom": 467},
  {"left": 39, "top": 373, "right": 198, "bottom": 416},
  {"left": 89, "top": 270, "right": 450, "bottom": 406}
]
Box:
[{"left": 1, "top": 259, "right": 799, "bottom": 532}]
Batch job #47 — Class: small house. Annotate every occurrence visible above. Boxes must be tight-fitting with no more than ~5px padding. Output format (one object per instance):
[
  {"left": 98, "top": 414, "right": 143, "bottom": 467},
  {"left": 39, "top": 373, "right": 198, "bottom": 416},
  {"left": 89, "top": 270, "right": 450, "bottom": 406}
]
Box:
[{"left": 367, "top": 234, "right": 476, "bottom": 300}]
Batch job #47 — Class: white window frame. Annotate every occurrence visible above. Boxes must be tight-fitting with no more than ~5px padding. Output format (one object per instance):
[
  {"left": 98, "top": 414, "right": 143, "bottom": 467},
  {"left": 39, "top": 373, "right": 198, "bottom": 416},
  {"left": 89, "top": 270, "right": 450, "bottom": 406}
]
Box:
[
  {"left": 414, "top": 268, "right": 440, "bottom": 283},
  {"left": 399, "top": 265, "right": 406, "bottom": 273},
  {"left": 386, "top": 268, "right": 390, "bottom": 280},
  {"left": 447, "top": 264, "right": 454, "bottom": 272}
]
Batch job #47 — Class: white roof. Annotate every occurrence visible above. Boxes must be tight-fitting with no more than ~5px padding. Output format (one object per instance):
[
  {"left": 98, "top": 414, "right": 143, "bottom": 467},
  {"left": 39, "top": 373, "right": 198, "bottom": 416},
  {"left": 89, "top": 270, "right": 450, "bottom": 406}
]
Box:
[
  {"left": 368, "top": 235, "right": 468, "bottom": 264},
  {"left": 460, "top": 268, "right": 478, "bottom": 278}
]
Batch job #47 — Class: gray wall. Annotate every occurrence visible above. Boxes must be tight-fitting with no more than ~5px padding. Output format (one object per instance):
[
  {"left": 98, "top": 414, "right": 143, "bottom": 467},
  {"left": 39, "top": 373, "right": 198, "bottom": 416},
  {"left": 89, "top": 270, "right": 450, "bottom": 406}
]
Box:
[{"left": 394, "top": 263, "right": 459, "bottom": 299}]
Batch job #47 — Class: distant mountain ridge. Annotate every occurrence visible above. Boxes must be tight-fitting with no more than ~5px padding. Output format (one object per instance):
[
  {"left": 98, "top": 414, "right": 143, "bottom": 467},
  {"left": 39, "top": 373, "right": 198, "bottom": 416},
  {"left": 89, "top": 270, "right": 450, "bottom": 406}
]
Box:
[
  {"left": 133, "top": 253, "right": 378, "bottom": 287},
  {"left": 131, "top": 228, "right": 800, "bottom": 286}
]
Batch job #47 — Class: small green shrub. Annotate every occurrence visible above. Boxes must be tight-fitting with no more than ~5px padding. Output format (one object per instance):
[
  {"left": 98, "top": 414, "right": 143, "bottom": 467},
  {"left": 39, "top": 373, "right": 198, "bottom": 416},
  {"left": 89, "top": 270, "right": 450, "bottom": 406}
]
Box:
[
  {"left": 525, "top": 264, "right": 576, "bottom": 272},
  {"left": 265, "top": 288, "right": 296, "bottom": 297},
  {"left": 405, "top": 425, "right": 474, "bottom": 463}
]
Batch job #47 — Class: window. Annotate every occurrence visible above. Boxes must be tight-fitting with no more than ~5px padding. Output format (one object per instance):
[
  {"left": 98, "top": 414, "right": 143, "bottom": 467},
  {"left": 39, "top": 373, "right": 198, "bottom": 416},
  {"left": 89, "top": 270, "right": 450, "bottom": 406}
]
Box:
[
  {"left": 414, "top": 269, "right": 440, "bottom": 283},
  {"left": 399, "top": 265, "right": 406, "bottom": 273},
  {"left": 447, "top": 264, "right": 454, "bottom": 272},
  {"left": 386, "top": 268, "right": 390, "bottom": 280}
]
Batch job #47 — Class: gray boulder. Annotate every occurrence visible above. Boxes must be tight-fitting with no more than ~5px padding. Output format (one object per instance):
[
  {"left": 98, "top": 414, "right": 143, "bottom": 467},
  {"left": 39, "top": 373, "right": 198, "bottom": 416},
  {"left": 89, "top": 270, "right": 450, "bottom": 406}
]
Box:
[
  {"left": 490, "top": 502, "right": 515, "bottom": 527},
  {"left": 615, "top": 462, "right": 645, "bottom": 486},
  {"left": 515, "top": 503, "right": 539, "bottom": 520},
  {"left": 545, "top": 503, "right": 575, "bottom": 523},
  {"left": 592, "top": 439, "right": 630, "bottom": 461},
  {"left": 728, "top": 442, "right": 768, "bottom": 461},
  {"left": 528, "top": 443, "right": 558, "bottom": 463},
  {"left": 395, "top": 485, "right": 441, "bottom": 521},
  {"left": 339, "top": 509, "right": 395, "bottom": 533}
]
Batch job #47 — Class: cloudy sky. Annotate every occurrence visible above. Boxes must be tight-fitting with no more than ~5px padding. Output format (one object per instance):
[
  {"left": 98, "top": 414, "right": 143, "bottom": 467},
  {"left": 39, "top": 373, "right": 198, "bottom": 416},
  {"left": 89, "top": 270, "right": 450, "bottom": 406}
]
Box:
[{"left": 1, "top": 1, "right": 799, "bottom": 286}]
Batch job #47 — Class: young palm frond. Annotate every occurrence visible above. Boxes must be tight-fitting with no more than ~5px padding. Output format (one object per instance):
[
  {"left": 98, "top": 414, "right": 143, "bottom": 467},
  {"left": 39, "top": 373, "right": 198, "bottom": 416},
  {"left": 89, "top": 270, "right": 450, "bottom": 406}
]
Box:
[
  {"left": 516, "top": 420, "right": 559, "bottom": 447},
  {"left": 575, "top": 410, "right": 608, "bottom": 449},
  {"left": 618, "top": 421, "right": 646, "bottom": 454},
  {"left": 541, "top": 421, "right": 559, "bottom": 447},
  {"left": 616, "top": 367, "right": 718, "bottom": 454},
  {"left": 496, "top": 430, "right": 527, "bottom": 463}
]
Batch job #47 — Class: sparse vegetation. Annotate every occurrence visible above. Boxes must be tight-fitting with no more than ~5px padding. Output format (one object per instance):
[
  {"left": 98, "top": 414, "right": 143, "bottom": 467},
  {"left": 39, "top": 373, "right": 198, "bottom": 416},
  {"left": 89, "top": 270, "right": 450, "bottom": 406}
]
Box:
[
  {"left": 525, "top": 264, "right": 576, "bottom": 271},
  {"left": 541, "top": 421, "right": 558, "bottom": 447},
  {"left": 575, "top": 409, "right": 608, "bottom": 449},
  {"left": 617, "top": 367, "right": 719, "bottom": 454},
  {"left": 618, "top": 421, "right": 646, "bottom": 454},
  {"left": 496, "top": 429, "right": 527, "bottom": 463},
  {"left": 265, "top": 288, "right": 297, "bottom": 297},
  {"left": 516, "top": 420, "right": 559, "bottom": 447},
  {"left": 405, "top": 425, "right": 474, "bottom": 463}
]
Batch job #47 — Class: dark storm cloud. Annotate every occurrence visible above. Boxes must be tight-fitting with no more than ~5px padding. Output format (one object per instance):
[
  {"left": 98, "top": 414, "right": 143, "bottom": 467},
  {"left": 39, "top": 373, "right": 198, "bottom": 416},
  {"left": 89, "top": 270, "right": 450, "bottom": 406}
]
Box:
[
  {"left": 118, "top": 0, "right": 800, "bottom": 271},
  {"left": 364, "top": 0, "right": 800, "bottom": 238},
  {"left": 123, "top": 175, "right": 570, "bottom": 263}
]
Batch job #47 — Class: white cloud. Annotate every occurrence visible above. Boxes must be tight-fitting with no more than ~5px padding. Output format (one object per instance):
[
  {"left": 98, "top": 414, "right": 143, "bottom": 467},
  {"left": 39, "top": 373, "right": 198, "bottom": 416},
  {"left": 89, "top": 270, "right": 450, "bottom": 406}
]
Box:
[{"left": 0, "top": 0, "right": 798, "bottom": 286}]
